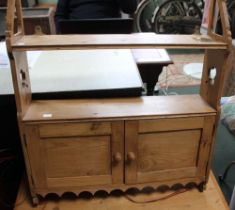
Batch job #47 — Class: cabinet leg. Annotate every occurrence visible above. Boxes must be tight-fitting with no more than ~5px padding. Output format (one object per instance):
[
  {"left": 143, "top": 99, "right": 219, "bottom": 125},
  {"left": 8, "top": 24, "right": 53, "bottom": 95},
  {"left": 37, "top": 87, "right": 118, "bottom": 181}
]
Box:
[{"left": 198, "top": 182, "right": 206, "bottom": 192}]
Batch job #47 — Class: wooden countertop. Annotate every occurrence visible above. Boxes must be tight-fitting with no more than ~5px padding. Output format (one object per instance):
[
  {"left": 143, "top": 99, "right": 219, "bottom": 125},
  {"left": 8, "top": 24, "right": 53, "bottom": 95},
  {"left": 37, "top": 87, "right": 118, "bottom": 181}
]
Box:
[{"left": 14, "top": 172, "right": 229, "bottom": 210}]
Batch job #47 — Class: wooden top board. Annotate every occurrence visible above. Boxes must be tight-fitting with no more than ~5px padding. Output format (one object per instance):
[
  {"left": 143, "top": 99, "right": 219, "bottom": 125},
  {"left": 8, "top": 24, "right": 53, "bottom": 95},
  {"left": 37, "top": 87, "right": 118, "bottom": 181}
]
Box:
[{"left": 11, "top": 34, "right": 227, "bottom": 51}]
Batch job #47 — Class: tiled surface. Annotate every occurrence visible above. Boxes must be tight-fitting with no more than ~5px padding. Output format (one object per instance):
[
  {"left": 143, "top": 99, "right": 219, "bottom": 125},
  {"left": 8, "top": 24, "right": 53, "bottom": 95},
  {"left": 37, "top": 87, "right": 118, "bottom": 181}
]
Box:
[{"left": 157, "top": 50, "right": 203, "bottom": 88}]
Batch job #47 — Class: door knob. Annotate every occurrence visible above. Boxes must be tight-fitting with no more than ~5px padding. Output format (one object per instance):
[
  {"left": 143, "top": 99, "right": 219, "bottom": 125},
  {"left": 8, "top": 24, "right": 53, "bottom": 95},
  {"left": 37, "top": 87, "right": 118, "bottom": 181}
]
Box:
[
  {"left": 127, "top": 152, "right": 136, "bottom": 162},
  {"left": 113, "top": 152, "right": 122, "bottom": 163}
]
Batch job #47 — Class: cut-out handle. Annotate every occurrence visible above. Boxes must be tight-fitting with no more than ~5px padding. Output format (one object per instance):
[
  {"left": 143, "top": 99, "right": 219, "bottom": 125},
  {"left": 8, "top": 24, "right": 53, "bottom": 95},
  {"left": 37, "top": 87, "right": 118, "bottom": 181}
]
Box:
[
  {"left": 209, "top": 67, "right": 217, "bottom": 85},
  {"left": 20, "top": 69, "right": 26, "bottom": 81}
]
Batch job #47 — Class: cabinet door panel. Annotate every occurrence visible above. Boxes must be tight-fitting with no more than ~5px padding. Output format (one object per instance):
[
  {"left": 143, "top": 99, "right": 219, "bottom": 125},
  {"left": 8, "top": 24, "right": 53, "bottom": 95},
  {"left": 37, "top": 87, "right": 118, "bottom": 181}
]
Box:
[
  {"left": 45, "top": 136, "right": 111, "bottom": 178},
  {"left": 138, "top": 130, "right": 200, "bottom": 172},
  {"left": 125, "top": 116, "right": 215, "bottom": 184},
  {"left": 25, "top": 121, "right": 124, "bottom": 189}
]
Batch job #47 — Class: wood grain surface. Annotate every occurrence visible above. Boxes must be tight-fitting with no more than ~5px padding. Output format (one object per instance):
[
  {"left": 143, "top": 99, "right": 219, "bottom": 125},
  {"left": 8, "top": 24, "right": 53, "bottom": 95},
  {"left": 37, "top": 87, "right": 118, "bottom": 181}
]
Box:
[{"left": 14, "top": 172, "right": 229, "bottom": 210}]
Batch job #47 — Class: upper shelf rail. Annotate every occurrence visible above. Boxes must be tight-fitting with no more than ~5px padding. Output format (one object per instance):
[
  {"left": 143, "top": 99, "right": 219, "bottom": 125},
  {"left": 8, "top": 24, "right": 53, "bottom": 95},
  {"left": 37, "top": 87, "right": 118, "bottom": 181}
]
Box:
[{"left": 11, "top": 33, "right": 228, "bottom": 51}]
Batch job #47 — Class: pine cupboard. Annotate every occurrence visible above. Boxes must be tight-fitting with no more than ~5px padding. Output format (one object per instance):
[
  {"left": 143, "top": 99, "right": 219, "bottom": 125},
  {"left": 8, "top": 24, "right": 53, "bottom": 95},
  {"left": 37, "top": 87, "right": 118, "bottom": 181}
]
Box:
[
  {"left": 22, "top": 99, "right": 215, "bottom": 195},
  {"left": 5, "top": 0, "right": 233, "bottom": 205}
]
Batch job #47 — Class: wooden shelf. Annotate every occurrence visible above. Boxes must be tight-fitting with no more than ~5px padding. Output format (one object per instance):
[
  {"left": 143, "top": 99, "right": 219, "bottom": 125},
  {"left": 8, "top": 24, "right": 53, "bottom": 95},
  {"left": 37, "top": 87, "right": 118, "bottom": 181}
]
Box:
[
  {"left": 12, "top": 34, "right": 228, "bottom": 51},
  {"left": 6, "top": 0, "right": 231, "bottom": 204},
  {"left": 22, "top": 95, "right": 216, "bottom": 122}
]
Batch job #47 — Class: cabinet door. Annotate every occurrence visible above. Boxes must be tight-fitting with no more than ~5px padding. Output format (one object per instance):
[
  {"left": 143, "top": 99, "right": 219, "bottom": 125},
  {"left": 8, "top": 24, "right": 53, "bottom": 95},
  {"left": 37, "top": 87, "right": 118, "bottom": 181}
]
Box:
[
  {"left": 24, "top": 121, "right": 124, "bottom": 189},
  {"left": 125, "top": 116, "right": 215, "bottom": 184}
]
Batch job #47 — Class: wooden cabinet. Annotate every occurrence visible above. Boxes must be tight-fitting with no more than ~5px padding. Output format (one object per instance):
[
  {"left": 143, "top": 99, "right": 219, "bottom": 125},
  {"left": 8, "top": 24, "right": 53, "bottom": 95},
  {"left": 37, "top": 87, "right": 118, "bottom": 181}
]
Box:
[
  {"left": 5, "top": 0, "right": 233, "bottom": 205},
  {"left": 21, "top": 7, "right": 56, "bottom": 35},
  {"left": 0, "top": 7, "right": 55, "bottom": 37},
  {"left": 21, "top": 107, "right": 216, "bottom": 198}
]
